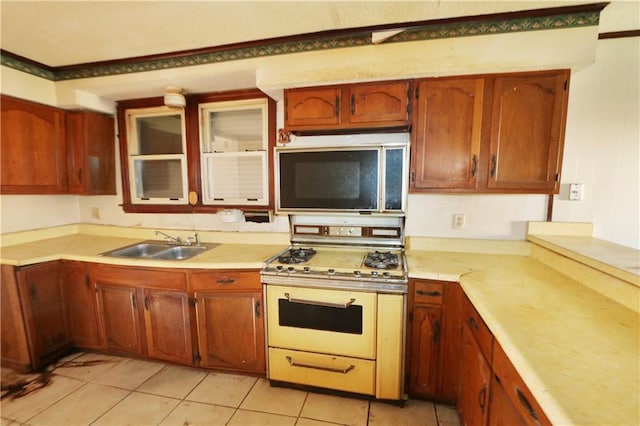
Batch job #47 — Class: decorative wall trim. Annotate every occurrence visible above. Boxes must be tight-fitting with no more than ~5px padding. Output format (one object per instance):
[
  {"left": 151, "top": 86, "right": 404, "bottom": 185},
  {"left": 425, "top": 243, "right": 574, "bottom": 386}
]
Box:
[{"left": 0, "top": 3, "right": 605, "bottom": 82}]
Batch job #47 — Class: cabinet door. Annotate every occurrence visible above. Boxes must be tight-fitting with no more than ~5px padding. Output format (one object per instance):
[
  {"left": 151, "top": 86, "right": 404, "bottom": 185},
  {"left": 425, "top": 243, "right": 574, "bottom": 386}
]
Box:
[
  {"left": 487, "top": 71, "right": 569, "bottom": 192},
  {"left": 66, "top": 111, "right": 116, "bottom": 195},
  {"left": 1, "top": 95, "right": 67, "bottom": 194},
  {"left": 488, "top": 375, "right": 526, "bottom": 426},
  {"left": 458, "top": 324, "right": 491, "bottom": 426},
  {"left": 16, "top": 262, "right": 71, "bottom": 368},
  {"left": 195, "top": 291, "right": 265, "bottom": 373},
  {"left": 348, "top": 82, "right": 409, "bottom": 124},
  {"left": 96, "top": 284, "right": 143, "bottom": 355},
  {"left": 143, "top": 289, "right": 193, "bottom": 364},
  {"left": 63, "top": 262, "right": 102, "bottom": 349},
  {"left": 285, "top": 87, "right": 341, "bottom": 127},
  {"left": 408, "top": 305, "right": 442, "bottom": 397},
  {"left": 1, "top": 265, "right": 32, "bottom": 371},
  {"left": 411, "top": 78, "right": 484, "bottom": 191}
]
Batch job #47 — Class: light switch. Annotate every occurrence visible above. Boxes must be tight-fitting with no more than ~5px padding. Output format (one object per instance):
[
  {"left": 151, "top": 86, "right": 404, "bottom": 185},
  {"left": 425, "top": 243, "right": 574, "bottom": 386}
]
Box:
[{"left": 569, "top": 183, "right": 584, "bottom": 201}]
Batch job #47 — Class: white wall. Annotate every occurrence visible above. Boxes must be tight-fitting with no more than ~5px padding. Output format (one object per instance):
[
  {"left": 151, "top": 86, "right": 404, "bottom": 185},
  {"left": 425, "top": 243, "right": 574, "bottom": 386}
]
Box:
[
  {"left": 553, "top": 37, "right": 640, "bottom": 249},
  {"left": 1, "top": 37, "right": 638, "bottom": 248}
]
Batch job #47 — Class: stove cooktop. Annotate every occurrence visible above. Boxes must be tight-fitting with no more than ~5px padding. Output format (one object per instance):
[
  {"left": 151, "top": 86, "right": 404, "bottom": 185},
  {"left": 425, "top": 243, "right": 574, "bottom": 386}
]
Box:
[{"left": 261, "top": 245, "right": 408, "bottom": 293}]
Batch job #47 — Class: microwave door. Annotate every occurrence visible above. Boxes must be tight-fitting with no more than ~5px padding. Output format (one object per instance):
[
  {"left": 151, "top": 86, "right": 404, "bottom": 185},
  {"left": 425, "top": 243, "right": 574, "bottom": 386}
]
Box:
[{"left": 277, "top": 149, "right": 380, "bottom": 213}]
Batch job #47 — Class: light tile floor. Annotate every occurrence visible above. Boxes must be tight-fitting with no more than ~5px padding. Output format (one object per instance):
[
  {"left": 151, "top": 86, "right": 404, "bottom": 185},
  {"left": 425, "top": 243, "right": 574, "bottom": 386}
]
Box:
[{"left": 1, "top": 352, "right": 460, "bottom": 426}]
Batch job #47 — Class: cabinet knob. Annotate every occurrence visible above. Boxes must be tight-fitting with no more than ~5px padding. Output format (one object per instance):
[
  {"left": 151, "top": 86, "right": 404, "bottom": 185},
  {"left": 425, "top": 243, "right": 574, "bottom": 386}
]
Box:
[
  {"left": 490, "top": 155, "right": 497, "bottom": 177},
  {"left": 471, "top": 155, "right": 478, "bottom": 177}
]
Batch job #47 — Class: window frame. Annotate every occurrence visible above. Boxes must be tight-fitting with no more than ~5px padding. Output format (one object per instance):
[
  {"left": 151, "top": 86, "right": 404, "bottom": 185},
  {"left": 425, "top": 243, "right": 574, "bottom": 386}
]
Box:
[
  {"left": 199, "top": 98, "right": 269, "bottom": 206},
  {"left": 126, "top": 106, "right": 189, "bottom": 205},
  {"left": 117, "top": 90, "right": 275, "bottom": 214}
]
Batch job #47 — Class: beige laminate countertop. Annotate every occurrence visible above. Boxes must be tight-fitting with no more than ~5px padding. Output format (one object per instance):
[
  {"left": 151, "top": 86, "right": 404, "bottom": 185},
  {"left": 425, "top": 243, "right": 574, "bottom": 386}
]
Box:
[
  {"left": 0, "top": 233, "right": 287, "bottom": 269},
  {"left": 407, "top": 250, "right": 639, "bottom": 426}
]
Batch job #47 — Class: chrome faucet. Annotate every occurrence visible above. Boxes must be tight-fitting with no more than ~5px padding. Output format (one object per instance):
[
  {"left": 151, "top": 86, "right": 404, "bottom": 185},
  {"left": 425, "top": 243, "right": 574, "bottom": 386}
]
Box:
[
  {"left": 155, "top": 230, "right": 182, "bottom": 245},
  {"left": 187, "top": 232, "right": 200, "bottom": 246}
]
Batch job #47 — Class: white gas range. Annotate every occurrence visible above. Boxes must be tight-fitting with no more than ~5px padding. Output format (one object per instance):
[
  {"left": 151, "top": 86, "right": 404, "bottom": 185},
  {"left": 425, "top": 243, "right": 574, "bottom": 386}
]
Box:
[{"left": 261, "top": 216, "right": 407, "bottom": 403}]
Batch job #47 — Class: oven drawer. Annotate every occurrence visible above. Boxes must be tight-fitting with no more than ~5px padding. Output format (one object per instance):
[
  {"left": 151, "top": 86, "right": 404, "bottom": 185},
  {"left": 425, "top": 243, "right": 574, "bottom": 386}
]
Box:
[
  {"left": 266, "top": 285, "right": 377, "bottom": 359},
  {"left": 269, "top": 347, "right": 375, "bottom": 396}
]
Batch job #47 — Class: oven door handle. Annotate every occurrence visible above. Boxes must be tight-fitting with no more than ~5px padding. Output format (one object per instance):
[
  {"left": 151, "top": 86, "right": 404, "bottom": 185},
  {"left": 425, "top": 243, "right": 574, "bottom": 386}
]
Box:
[
  {"left": 286, "top": 356, "right": 355, "bottom": 374},
  {"left": 284, "top": 292, "right": 356, "bottom": 309}
]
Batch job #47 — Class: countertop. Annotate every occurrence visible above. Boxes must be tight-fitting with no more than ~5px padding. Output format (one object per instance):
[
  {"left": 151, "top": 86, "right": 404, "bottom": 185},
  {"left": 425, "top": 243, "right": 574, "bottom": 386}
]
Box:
[
  {"left": 0, "top": 233, "right": 287, "bottom": 269},
  {"left": 2, "top": 226, "right": 639, "bottom": 425},
  {"left": 407, "top": 248, "right": 639, "bottom": 426}
]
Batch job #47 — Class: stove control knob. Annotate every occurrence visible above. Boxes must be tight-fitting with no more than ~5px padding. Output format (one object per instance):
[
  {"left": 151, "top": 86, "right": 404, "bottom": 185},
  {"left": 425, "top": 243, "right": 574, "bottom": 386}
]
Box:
[
  {"left": 371, "top": 271, "right": 379, "bottom": 278},
  {"left": 354, "top": 270, "right": 361, "bottom": 277},
  {"left": 276, "top": 265, "right": 284, "bottom": 272},
  {"left": 382, "top": 272, "right": 391, "bottom": 278},
  {"left": 287, "top": 266, "right": 296, "bottom": 273},
  {"left": 328, "top": 268, "right": 336, "bottom": 276},
  {"left": 303, "top": 266, "right": 311, "bottom": 273}
]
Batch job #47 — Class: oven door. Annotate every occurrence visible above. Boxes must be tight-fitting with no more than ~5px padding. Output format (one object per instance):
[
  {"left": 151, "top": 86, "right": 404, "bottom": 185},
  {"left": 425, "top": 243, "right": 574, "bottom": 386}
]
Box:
[{"left": 266, "top": 285, "right": 376, "bottom": 359}]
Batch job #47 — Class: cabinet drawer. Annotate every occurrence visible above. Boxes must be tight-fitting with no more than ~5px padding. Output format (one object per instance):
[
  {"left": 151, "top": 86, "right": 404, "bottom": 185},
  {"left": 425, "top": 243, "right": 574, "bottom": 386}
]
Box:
[
  {"left": 463, "top": 296, "right": 493, "bottom": 361},
  {"left": 190, "top": 270, "right": 261, "bottom": 291},
  {"left": 493, "top": 341, "right": 551, "bottom": 426},
  {"left": 91, "top": 265, "right": 187, "bottom": 291},
  {"left": 413, "top": 280, "right": 443, "bottom": 305},
  {"left": 269, "top": 347, "right": 375, "bottom": 396}
]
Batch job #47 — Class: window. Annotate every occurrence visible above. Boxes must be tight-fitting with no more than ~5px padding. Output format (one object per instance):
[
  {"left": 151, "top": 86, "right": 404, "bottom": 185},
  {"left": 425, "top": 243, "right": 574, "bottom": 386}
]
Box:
[
  {"left": 117, "top": 90, "right": 274, "bottom": 213},
  {"left": 199, "top": 99, "right": 269, "bottom": 205},
  {"left": 126, "top": 107, "right": 188, "bottom": 204}
]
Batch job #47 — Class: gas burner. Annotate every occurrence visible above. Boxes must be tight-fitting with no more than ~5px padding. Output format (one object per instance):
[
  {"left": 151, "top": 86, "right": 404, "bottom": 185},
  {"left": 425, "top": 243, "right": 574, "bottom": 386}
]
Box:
[
  {"left": 364, "top": 251, "right": 399, "bottom": 270},
  {"left": 277, "top": 248, "right": 317, "bottom": 264}
]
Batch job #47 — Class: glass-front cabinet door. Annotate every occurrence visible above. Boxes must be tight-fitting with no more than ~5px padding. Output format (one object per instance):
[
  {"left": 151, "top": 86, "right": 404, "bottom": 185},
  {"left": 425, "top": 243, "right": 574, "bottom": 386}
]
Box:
[
  {"left": 199, "top": 99, "right": 269, "bottom": 205},
  {"left": 125, "top": 107, "right": 188, "bottom": 204}
]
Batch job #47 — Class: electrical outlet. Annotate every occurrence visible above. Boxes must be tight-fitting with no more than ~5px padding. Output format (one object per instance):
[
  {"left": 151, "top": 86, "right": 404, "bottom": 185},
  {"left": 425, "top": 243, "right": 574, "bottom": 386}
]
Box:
[
  {"left": 453, "top": 213, "right": 465, "bottom": 230},
  {"left": 91, "top": 207, "right": 100, "bottom": 220}
]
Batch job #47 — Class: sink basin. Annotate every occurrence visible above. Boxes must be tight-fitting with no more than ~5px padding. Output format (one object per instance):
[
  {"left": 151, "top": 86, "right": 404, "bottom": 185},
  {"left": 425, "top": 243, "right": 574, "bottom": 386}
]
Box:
[
  {"left": 100, "top": 241, "right": 214, "bottom": 261},
  {"left": 151, "top": 245, "right": 209, "bottom": 260}
]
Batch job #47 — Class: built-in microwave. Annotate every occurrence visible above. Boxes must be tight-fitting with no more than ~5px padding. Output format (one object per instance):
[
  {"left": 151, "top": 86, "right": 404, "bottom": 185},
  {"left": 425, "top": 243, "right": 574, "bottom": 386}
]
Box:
[{"left": 275, "top": 140, "right": 408, "bottom": 215}]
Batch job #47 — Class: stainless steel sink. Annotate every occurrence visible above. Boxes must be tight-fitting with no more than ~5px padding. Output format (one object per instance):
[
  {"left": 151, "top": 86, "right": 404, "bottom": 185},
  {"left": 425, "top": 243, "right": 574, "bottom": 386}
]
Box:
[{"left": 100, "top": 241, "right": 215, "bottom": 261}]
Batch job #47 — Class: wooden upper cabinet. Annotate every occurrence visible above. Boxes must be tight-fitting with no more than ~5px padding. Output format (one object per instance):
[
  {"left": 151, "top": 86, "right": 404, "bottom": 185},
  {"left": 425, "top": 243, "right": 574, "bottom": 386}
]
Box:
[
  {"left": 348, "top": 81, "right": 410, "bottom": 124},
  {"left": 1, "top": 95, "right": 67, "bottom": 193},
  {"left": 285, "top": 87, "right": 342, "bottom": 128},
  {"left": 411, "top": 78, "right": 484, "bottom": 191},
  {"left": 488, "top": 71, "right": 569, "bottom": 192},
  {"left": 285, "top": 81, "right": 410, "bottom": 133},
  {"left": 66, "top": 110, "right": 116, "bottom": 195}
]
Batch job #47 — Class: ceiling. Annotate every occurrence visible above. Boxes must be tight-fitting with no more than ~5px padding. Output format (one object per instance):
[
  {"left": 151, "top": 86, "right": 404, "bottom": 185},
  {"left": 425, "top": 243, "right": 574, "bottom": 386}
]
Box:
[{"left": 1, "top": 1, "right": 638, "bottom": 68}]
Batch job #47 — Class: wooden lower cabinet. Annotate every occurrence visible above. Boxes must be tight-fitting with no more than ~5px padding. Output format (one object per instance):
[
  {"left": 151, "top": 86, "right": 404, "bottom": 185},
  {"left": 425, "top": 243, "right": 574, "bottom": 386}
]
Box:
[
  {"left": 1, "top": 265, "right": 36, "bottom": 371},
  {"left": 406, "top": 279, "right": 462, "bottom": 401},
  {"left": 96, "top": 284, "right": 143, "bottom": 355},
  {"left": 63, "top": 261, "right": 102, "bottom": 349},
  {"left": 489, "top": 375, "right": 525, "bottom": 426},
  {"left": 143, "top": 288, "right": 192, "bottom": 364},
  {"left": 92, "top": 265, "right": 191, "bottom": 363},
  {"left": 408, "top": 304, "right": 442, "bottom": 397},
  {"left": 16, "top": 261, "right": 72, "bottom": 369},
  {"left": 458, "top": 322, "right": 492, "bottom": 426},
  {"left": 195, "top": 291, "right": 264, "bottom": 372},
  {"left": 191, "top": 270, "right": 265, "bottom": 374}
]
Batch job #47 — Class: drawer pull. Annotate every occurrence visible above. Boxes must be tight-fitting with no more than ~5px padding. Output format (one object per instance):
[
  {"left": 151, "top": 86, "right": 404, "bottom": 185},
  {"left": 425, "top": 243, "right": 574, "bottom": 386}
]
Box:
[
  {"left": 216, "top": 278, "right": 236, "bottom": 285},
  {"left": 286, "top": 356, "right": 355, "bottom": 374},
  {"left": 515, "top": 387, "right": 539, "bottom": 421},
  {"left": 468, "top": 316, "right": 479, "bottom": 330},
  {"left": 416, "top": 290, "right": 442, "bottom": 297},
  {"left": 284, "top": 292, "right": 355, "bottom": 309},
  {"left": 478, "top": 383, "right": 487, "bottom": 413}
]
